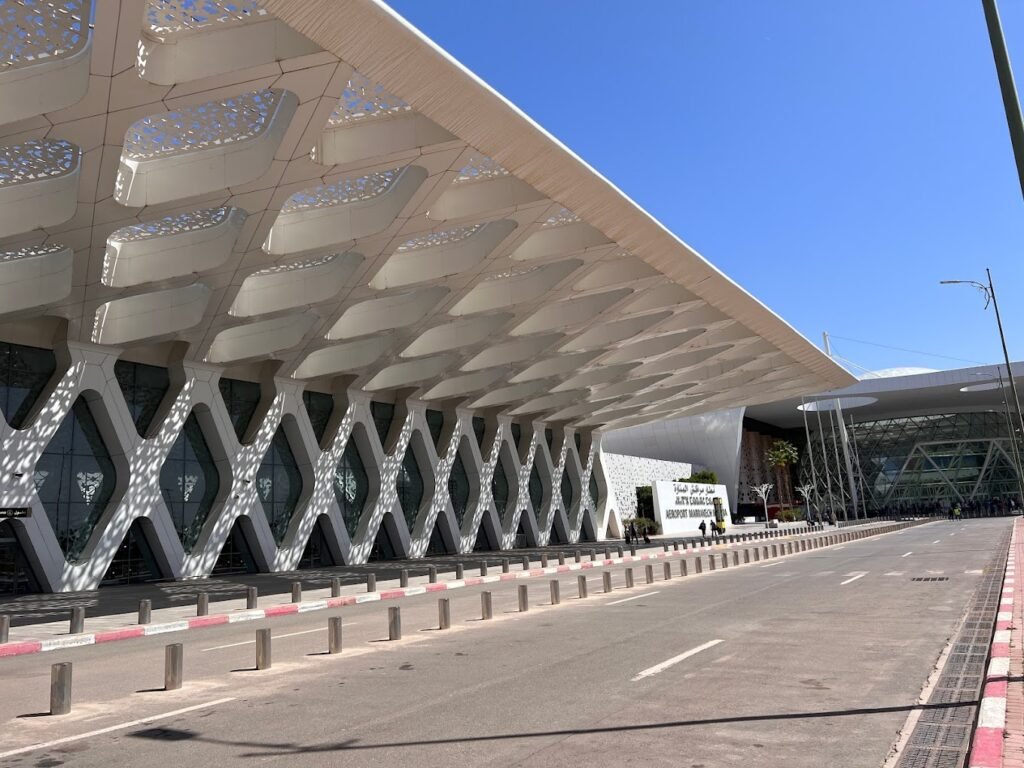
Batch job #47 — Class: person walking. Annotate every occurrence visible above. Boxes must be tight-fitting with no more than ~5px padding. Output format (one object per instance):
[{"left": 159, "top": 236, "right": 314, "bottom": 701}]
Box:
[{"left": 699, "top": 519, "right": 707, "bottom": 542}]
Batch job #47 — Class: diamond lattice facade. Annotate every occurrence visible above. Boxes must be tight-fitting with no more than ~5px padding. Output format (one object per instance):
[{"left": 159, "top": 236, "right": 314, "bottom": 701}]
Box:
[{"left": 0, "top": 0, "right": 851, "bottom": 593}]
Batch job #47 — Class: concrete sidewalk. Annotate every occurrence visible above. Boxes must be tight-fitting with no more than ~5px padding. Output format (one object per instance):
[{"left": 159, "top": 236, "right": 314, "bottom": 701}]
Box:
[{"left": 0, "top": 520, "right": 915, "bottom": 657}]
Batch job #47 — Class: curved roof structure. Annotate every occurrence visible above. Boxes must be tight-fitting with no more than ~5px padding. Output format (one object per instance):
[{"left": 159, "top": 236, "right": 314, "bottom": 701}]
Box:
[{"left": 0, "top": 0, "right": 853, "bottom": 430}]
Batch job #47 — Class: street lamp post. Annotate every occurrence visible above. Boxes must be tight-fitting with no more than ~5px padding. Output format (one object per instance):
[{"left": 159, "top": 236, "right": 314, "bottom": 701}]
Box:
[{"left": 941, "top": 271, "right": 1024, "bottom": 507}]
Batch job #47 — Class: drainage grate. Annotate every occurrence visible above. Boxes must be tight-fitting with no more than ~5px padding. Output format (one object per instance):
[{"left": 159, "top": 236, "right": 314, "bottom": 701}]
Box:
[{"left": 894, "top": 524, "right": 1011, "bottom": 768}]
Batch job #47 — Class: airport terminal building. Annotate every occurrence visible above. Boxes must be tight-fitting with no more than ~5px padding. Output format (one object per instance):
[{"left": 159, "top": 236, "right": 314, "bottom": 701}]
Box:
[{"left": 0, "top": 0, "right": 852, "bottom": 594}]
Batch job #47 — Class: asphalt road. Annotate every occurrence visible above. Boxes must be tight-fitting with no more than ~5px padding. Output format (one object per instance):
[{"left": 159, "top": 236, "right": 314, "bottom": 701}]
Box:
[{"left": 0, "top": 518, "right": 1008, "bottom": 767}]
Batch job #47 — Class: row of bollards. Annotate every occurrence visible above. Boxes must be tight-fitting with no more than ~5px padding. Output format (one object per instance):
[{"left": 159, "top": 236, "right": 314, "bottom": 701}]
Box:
[
  {"left": 24, "top": 523, "right": 912, "bottom": 650},
  {"left": 36, "top": 522, "right": 917, "bottom": 715}
]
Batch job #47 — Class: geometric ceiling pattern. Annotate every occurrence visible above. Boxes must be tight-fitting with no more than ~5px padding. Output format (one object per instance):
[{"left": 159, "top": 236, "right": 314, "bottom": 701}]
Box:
[{"left": 0, "top": 0, "right": 853, "bottom": 431}]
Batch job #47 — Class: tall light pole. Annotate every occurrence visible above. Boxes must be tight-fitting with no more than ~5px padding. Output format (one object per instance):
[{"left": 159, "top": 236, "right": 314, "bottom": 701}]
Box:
[
  {"left": 941, "top": 271, "right": 1024, "bottom": 507},
  {"left": 982, "top": 0, "right": 1024, "bottom": 200}
]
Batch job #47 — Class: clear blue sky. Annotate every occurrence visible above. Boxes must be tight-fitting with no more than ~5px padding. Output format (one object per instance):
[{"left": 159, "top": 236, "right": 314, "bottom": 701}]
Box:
[{"left": 385, "top": 0, "right": 1024, "bottom": 375}]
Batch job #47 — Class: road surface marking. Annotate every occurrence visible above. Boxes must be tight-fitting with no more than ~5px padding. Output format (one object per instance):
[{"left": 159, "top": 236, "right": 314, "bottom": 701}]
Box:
[
  {"left": 840, "top": 572, "right": 868, "bottom": 586},
  {"left": 608, "top": 591, "right": 661, "bottom": 606},
  {"left": 926, "top": 570, "right": 944, "bottom": 575},
  {"left": 932, "top": 540, "right": 940, "bottom": 544},
  {"left": 632, "top": 639, "right": 724, "bottom": 682},
  {"left": 203, "top": 626, "right": 328, "bottom": 652},
  {"left": 833, "top": 546, "right": 846, "bottom": 551},
  {"left": 901, "top": 552, "right": 913, "bottom": 558},
  {"left": 760, "top": 561, "right": 783, "bottom": 568},
  {"left": 0, "top": 697, "right": 237, "bottom": 759},
  {"left": 885, "top": 571, "right": 906, "bottom": 576},
  {"left": 817, "top": 571, "right": 835, "bottom": 576},
  {"left": 966, "top": 569, "right": 984, "bottom": 575}
]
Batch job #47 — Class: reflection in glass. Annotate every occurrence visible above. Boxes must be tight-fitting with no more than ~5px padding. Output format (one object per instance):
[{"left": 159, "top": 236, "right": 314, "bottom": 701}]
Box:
[
  {"left": 160, "top": 411, "right": 220, "bottom": 551},
  {"left": 36, "top": 397, "right": 118, "bottom": 562},
  {"left": 397, "top": 442, "right": 424, "bottom": 528},
  {"left": 256, "top": 427, "right": 303, "bottom": 544},
  {"left": 449, "top": 450, "right": 470, "bottom": 527},
  {"left": 218, "top": 378, "right": 261, "bottom": 441},
  {"left": 302, "top": 390, "right": 333, "bottom": 445},
  {"left": 334, "top": 439, "right": 368, "bottom": 538}
]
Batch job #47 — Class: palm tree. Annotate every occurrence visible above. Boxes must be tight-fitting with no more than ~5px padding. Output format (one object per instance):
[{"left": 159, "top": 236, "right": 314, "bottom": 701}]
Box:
[{"left": 765, "top": 440, "right": 800, "bottom": 510}]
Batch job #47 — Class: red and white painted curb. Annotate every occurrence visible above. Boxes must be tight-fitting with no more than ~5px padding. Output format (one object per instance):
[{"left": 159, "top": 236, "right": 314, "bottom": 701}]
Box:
[
  {"left": 0, "top": 522, "right": 908, "bottom": 660},
  {"left": 968, "top": 519, "right": 1018, "bottom": 768}
]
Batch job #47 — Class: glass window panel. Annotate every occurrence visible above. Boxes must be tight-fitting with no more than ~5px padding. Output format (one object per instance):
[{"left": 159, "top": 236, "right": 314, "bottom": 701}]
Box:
[
  {"left": 448, "top": 450, "right": 470, "bottom": 527},
  {"left": 397, "top": 443, "right": 424, "bottom": 528},
  {"left": 256, "top": 427, "right": 303, "bottom": 545},
  {"left": 492, "top": 453, "right": 509, "bottom": 518},
  {"left": 302, "top": 390, "right": 334, "bottom": 445},
  {"left": 0, "top": 341, "right": 56, "bottom": 429},
  {"left": 159, "top": 411, "right": 220, "bottom": 552},
  {"left": 370, "top": 401, "right": 394, "bottom": 446},
  {"left": 333, "top": 438, "right": 368, "bottom": 539},
  {"left": 218, "top": 378, "right": 261, "bottom": 441},
  {"left": 37, "top": 397, "right": 118, "bottom": 562},
  {"left": 114, "top": 360, "right": 170, "bottom": 436},
  {"left": 426, "top": 409, "right": 444, "bottom": 451}
]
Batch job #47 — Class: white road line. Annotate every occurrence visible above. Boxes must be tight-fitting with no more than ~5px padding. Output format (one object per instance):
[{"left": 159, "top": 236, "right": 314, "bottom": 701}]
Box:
[
  {"left": 966, "top": 569, "right": 984, "bottom": 575},
  {"left": 202, "top": 626, "right": 328, "bottom": 652},
  {"left": 932, "top": 540, "right": 940, "bottom": 544},
  {"left": 840, "top": 572, "right": 868, "bottom": 586},
  {"left": 632, "top": 639, "right": 724, "bottom": 682},
  {"left": 901, "top": 552, "right": 913, "bottom": 558},
  {"left": 884, "top": 571, "right": 905, "bottom": 576},
  {"left": 608, "top": 591, "right": 661, "bottom": 606},
  {"left": 0, "top": 697, "right": 237, "bottom": 759},
  {"left": 760, "top": 561, "right": 783, "bottom": 568},
  {"left": 817, "top": 571, "right": 835, "bottom": 576}
]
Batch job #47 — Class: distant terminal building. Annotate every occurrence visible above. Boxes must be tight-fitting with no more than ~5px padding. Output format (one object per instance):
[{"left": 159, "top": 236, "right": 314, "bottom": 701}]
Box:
[{"left": 605, "top": 364, "right": 1024, "bottom": 522}]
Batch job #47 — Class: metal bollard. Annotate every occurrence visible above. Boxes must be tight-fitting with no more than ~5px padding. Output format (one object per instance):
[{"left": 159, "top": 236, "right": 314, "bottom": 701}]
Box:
[
  {"left": 438, "top": 598, "right": 451, "bottom": 630},
  {"left": 550, "top": 580, "right": 561, "bottom": 605},
  {"left": 673, "top": 541, "right": 679, "bottom": 551},
  {"left": 247, "top": 586, "right": 258, "bottom": 609},
  {"left": 429, "top": 565, "right": 438, "bottom": 583},
  {"left": 663, "top": 543, "right": 669, "bottom": 553},
  {"left": 721, "top": 553, "right": 729, "bottom": 569},
  {"left": 709, "top": 555, "right": 717, "bottom": 571},
  {"left": 521, "top": 556, "right": 530, "bottom": 571},
  {"left": 590, "top": 549, "right": 597, "bottom": 562},
  {"left": 663, "top": 562, "right": 672, "bottom": 581},
  {"left": 518, "top": 584, "right": 529, "bottom": 612},
  {"left": 291, "top": 583, "right": 302, "bottom": 603},
  {"left": 388, "top": 606, "right": 401, "bottom": 641},
  {"left": 680, "top": 559, "right": 688, "bottom": 577},
  {"left": 456, "top": 563, "right": 464, "bottom": 579},
  {"left": 771, "top": 545, "right": 778, "bottom": 557},
  {"left": 625, "top": 567, "right": 635, "bottom": 588},
  {"left": 630, "top": 545, "right": 636, "bottom": 557},
  {"left": 754, "top": 548, "right": 761, "bottom": 561},
  {"left": 743, "top": 549, "right": 750, "bottom": 564},
  {"left": 603, "top": 571, "right": 613, "bottom": 593},
  {"left": 165, "top": 643, "right": 183, "bottom": 690},
  {"left": 575, "top": 550, "right": 581, "bottom": 563},
  {"left": 331, "top": 577, "right": 341, "bottom": 598},
  {"left": 69, "top": 606, "right": 85, "bottom": 634},
  {"left": 138, "top": 599, "right": 152, "bottom": 625},
  {"left": 763, "top": 546, "right": 769, "bottom": 559},
  {"left": 197, "top": 592, "right": 209, "bottom": 615},
  {"left": 481, "top": 591, "right": 493, "bottom": 620},
  {"left": 400, "top": 569, "right": 410, "bottom": 588},
  {"left": 617, "top": 546, "right": 624, "bottom": 557},
  {"left": 558, "top": 552, "right": 566, "bottom": 566},
  {"left": 502, "top": 559, "right": 510, "bottom": 573},
  {"left": 605, "top": 547, "right": 612, "bottom": 559},
  {"left": 328, "top": 616, "right": 343, "bottom": 654},
  {"left": 256, "top": 629, "right": 271, "bottom": 670},
  {"left": 540, "top": 554, "right": 548, "bottom": 568},
  {"left": 695, "top": 558, "right": 703, "bottom": 574},
  {"left": 733, "top": 551, "right": 740, "bottom": 567},
  {"left": 367, "top": 574, "right": 377, "bottom": 592},
  {"left": 645, "top": 564, "right": 654, "bottom": 584},
  {"left": 50, "top": 662, "right": 72, "bottom": 715},
  {"left": 480, "top": 562, "right": 488, "bottom": 577},
  {"left": 578, "top": 575, "right": 589, "bottom": 598},
  {"left": 0, "top": 614, "right": 8, "bottom": 644}
]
